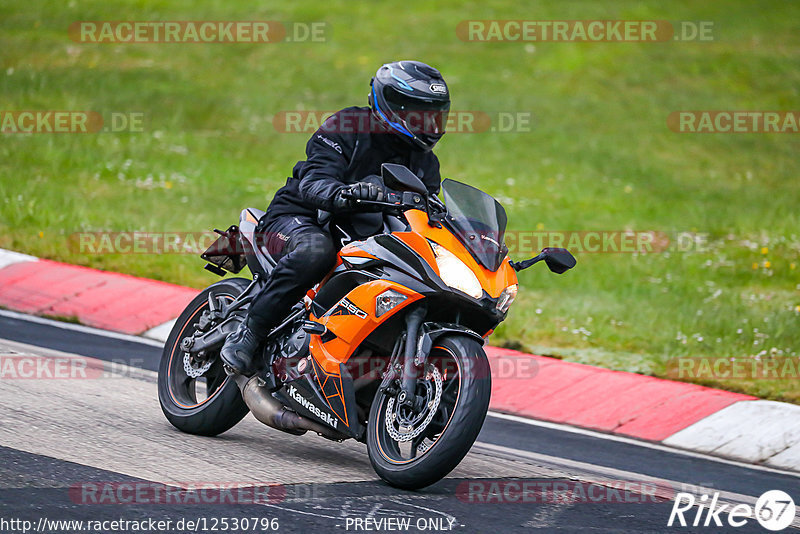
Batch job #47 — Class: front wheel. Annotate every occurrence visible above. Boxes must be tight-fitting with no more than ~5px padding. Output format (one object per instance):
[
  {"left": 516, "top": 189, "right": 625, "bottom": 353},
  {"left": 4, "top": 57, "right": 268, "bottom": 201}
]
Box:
[
  {"left": 158, "top": 277, "right": 251, "bottom": 436},
  {"left": 367, "top": 335, "right": 491, "bottom": 490}
]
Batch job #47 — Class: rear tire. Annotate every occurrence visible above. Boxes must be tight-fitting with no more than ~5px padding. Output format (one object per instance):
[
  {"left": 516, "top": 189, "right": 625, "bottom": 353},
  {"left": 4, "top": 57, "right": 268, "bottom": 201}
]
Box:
[
  {"left": 158, "top": 278, "right": 250, "bottom": 436},
  {"left": 366, "top": 335, "right": 491, "bottom": 490}
]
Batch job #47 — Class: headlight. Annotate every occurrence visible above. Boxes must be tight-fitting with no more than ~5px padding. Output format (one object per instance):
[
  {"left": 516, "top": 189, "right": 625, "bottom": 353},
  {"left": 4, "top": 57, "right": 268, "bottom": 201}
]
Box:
[
  {"left": 430, "top": 242, "right": 483, "bottom": 299},
  {"left": 496, "top": 284, "right": 518, "bottom": 313}
]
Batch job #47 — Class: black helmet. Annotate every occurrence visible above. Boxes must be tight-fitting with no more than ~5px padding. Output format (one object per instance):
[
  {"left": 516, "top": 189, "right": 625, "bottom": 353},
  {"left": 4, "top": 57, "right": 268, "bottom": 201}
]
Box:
[{"left": 369, "top": 60, "right": 450, "bottom": 151}]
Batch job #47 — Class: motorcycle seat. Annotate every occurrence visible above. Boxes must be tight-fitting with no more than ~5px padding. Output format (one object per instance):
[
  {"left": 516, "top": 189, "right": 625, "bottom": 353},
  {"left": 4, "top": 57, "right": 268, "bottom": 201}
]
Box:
[{"left": 239, "top": 208, "right": 278, "bottom": 270}]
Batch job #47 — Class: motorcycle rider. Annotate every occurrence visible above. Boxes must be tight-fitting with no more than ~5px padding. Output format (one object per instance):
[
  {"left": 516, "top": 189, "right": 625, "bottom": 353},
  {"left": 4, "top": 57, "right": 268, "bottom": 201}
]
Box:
[{"left": 221, "top": 60, "right": 451, "bottom": 374}]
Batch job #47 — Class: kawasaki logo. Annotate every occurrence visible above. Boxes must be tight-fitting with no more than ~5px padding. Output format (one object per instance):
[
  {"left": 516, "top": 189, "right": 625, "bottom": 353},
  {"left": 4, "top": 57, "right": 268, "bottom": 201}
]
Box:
[{"left": 287, "top": 385, "right": 338, "bottom": 429}]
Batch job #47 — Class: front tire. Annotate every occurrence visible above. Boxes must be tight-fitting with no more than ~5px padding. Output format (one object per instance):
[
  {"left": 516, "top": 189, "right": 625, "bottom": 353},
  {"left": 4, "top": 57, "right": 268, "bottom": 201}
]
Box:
[
  {"left": 158, "top": 277, "right": 251, "bottom": 436},
  {"left": 367, "top": 335, "right": 491, "bottom": 490}
]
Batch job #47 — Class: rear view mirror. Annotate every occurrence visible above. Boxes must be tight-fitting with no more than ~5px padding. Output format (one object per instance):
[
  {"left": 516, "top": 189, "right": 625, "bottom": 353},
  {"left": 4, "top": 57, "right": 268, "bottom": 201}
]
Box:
[
  {"left": 381, "top": 163, "right": 427, "bottom": 195},
  {"left": 542, "top": 247, "right": 577, "bottom": 274},
  {"left": 510, "top": 247, "right": 577, "bottom": 274}
]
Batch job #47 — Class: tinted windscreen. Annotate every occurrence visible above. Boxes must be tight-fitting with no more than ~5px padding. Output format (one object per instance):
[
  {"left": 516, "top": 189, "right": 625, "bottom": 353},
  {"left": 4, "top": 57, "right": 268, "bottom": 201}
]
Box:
[{"left": 440, "top": 179, "right": 508, "bottom": 271}]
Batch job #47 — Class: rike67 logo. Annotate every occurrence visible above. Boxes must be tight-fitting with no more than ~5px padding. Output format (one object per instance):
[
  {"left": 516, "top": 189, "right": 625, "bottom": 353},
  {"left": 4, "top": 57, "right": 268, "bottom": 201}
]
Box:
[{"left": 668, "top": 490, "right": 796, "bottom": 531}]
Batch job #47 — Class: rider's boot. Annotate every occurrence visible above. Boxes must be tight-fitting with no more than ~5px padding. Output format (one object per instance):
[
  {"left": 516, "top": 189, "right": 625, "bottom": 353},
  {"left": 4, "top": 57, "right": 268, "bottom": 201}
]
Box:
[{"left": 220, "top": 319, "right": 263, "bottom": 375}]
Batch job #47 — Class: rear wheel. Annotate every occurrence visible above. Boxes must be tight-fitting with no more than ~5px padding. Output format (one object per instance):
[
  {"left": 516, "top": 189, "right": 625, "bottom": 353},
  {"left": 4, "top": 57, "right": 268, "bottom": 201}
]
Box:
[
  {"left": 367, "top": 335, "right": 491, "bottom": 490},
  {"left": 158, "top": 278, "right": 250, "bottom": 436}
]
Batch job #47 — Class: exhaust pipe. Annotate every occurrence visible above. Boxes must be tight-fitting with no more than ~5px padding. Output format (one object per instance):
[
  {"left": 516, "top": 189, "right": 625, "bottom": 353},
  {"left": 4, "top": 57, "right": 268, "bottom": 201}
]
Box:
[{"left": 233, "top": 374, "right": 347, "bottom": 441}]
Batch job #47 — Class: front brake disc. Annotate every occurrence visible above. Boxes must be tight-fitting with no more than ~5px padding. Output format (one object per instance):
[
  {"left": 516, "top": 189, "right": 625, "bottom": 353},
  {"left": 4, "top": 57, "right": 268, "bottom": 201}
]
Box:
[{"left": 384, "top": 365, "right": 442, "bottom": 442}]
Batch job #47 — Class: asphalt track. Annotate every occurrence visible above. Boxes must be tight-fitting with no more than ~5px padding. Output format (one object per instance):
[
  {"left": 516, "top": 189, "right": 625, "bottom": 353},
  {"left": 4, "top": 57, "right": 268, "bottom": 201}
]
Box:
[{"left": 0, "top": 311, "right": 798, "bottom": 533}]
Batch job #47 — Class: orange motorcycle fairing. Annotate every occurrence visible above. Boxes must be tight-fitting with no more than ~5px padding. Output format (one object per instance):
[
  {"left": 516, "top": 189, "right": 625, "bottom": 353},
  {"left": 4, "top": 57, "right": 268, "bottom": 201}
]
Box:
[
  {"left": 308, "top": 279, "right": 423, "bottom": 376},
  {"left": 389, "top": 230, "right": 440, "bottom": 276},
  {"left": 340, "top": 243, "right": 378, "bottom": 260},
  {"left": 308, "top": 357, "right": 351, "bottom": 429},
  {"left": 404, "top": 209, "right": 518, "bottom": 298}
]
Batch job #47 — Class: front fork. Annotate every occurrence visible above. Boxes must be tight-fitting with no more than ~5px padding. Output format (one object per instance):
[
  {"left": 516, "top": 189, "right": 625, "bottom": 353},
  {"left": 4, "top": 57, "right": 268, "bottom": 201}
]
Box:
[{"left": 398, "top": 302, "right": 428, "bottom": 410}]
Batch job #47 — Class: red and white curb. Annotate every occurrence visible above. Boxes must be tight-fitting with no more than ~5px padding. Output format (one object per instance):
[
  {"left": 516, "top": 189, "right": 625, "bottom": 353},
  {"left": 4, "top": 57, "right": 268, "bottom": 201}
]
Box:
[
  {"left": 0, "top": 248, "right": 797, "bottom": 472},
  {"left": 0, "top": 249, "right": 37, "bottom": 270},
  {"left": 0, "top": 249, "right": 196, "bottom": 334},
  {"left": 663, "top": 400, "right": 800, "bottom": 470},
  {"left": 143, "top": 319, "right": 177, "bottom": 341}
]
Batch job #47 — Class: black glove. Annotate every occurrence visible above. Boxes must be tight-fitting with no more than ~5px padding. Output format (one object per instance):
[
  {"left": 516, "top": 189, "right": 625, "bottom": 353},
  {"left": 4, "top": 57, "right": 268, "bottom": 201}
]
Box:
[{"left": 333, "top": 182, "right": 385, "bottom": 211}]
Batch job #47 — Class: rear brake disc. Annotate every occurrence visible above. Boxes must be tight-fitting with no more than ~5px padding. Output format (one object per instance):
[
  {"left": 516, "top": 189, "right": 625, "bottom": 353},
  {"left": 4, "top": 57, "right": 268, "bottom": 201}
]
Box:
[{"left": 183, "top": 352, "right": 213, "bottom": 378}]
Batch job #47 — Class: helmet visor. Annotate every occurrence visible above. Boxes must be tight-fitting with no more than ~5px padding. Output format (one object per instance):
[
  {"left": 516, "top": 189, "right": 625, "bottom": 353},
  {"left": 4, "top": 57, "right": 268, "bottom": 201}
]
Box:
[{"left": 383, "top": 86, "right": 450, "bottom": 136}]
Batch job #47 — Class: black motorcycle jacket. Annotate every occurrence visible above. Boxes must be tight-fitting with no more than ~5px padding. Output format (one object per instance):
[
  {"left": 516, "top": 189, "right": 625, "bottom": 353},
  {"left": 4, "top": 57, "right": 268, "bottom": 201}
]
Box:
[{"left": 264, "top": 106, "right": 442, "bottom": 224}]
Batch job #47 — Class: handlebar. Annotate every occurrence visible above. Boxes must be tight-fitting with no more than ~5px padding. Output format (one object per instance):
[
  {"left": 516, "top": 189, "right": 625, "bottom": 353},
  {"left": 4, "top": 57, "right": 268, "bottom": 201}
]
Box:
[
  {"left": 341, "top": 187, "right": 447, "bottom": 227},
  {"left": 342, "top": 189, "right": 421, "bottom": 208}
]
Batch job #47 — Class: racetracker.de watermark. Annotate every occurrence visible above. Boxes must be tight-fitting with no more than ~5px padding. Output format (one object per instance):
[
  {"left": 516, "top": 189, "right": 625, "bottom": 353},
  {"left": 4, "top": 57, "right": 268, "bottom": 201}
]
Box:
[
  {"left": 0, "top": 355, "right": 93, "bottom": 379},
  {"left": 668, "top": 111, "right": 800, "bottom": 133},
  {"left": 343, "top": 352, "right": 539, "bottom": 380},
  {"left": 0, "top": 111, "right": 143, "bottom": 133},
  {"left": 463, "top": 230, "right": 708, "bottom": 255},
  {"left": 666, "top": 357, "right": 800, "bottom": 381},
  {"left": 0, "top": 355, "right": 152, "bottom": 380},
  {"left": 69, "top": 21, "right": 328, "bottom": 43},
  {"left": 457, "top": 20, "right": 714, "bottom": 42},
  {"left": 68, "top": 230, "right": 709, "bottom": 256},
  {"left": 69, "top": 481, "right": 286, "bottom": 505},
  {"left": 456, "top": 479, "right": 673, "bottom": 504},
  {"left": 272, "top": 110, "right": 532, "bottom": 134}
]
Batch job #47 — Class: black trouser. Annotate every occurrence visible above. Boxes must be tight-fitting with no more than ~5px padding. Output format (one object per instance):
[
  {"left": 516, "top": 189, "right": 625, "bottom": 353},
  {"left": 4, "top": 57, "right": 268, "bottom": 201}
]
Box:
[{"left": 246, "top": 215, "right": 337, "bottom": 334}]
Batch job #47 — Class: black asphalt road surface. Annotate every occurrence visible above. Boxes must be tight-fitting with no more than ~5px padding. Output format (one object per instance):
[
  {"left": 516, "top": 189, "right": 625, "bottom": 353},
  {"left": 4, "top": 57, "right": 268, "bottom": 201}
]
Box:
[{"left": 0, "top": 312, "right": 797, "bottom": 533}]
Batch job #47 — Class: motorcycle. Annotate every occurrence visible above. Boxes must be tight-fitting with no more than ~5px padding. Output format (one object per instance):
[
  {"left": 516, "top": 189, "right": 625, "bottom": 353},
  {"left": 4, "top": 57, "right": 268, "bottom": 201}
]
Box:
[{"left": 157, "top": 163, "right": 576, "bottom": 489}]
